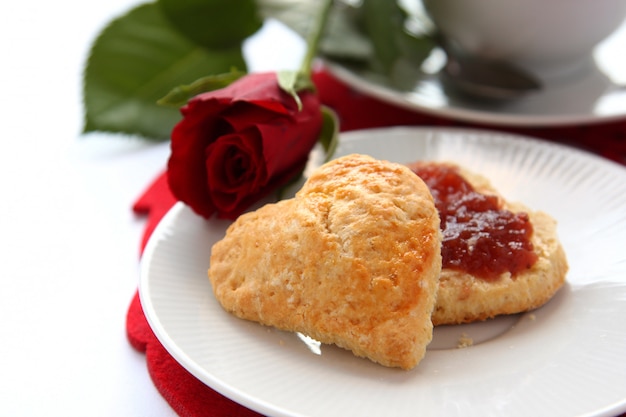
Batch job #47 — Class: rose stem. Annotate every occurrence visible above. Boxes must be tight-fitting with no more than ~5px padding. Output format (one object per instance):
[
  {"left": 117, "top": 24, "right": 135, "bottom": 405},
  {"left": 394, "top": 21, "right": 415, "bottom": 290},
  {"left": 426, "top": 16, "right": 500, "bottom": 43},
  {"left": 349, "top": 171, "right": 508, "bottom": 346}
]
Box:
[{"left": 299, "top": 0, "right": 334, "bottom": 77}]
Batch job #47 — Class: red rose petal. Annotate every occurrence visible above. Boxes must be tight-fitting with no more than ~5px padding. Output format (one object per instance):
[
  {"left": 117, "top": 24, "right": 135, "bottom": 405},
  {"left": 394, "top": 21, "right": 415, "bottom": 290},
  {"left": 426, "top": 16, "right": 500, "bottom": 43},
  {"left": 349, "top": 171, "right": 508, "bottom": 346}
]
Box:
[
  {"left": 211, "top": 72, "right": 293, "bottom": 114},
  {"left": 168, "top": 100, "right": 228, "bottom": 219},
  {"left": 204, "top": 130, "right": 269, "bottom": 214}
]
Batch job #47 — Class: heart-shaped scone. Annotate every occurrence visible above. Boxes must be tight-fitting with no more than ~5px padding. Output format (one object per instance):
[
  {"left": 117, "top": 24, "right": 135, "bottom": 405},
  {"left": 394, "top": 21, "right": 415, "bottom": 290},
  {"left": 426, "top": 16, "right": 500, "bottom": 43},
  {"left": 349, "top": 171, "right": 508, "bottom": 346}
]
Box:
[{"left": 209, "top": 154, "right": 442, "bottom": 369}]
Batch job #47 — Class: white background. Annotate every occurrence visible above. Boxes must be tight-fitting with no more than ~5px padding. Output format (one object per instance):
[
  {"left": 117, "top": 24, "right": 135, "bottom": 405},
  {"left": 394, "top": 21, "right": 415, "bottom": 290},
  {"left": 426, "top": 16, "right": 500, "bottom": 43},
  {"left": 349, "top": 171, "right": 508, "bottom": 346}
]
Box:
[{"left": 0, "top": 1, "right": 301, "bottom": 415}]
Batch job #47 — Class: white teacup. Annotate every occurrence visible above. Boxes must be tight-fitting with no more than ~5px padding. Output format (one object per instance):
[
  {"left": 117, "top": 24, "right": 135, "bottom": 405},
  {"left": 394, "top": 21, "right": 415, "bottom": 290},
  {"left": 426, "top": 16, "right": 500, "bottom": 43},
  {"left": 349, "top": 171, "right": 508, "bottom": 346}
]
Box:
[{"left": 422, "top": 0, "right": 626, "bottom": 83}]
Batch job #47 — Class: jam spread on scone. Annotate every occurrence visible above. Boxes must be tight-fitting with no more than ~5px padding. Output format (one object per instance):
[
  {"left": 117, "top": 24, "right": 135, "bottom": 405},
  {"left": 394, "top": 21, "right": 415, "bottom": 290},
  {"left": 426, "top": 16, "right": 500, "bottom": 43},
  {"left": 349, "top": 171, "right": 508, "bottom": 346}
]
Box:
[{"left": 411, "top": 162, "right": 538, "bottom": 281}]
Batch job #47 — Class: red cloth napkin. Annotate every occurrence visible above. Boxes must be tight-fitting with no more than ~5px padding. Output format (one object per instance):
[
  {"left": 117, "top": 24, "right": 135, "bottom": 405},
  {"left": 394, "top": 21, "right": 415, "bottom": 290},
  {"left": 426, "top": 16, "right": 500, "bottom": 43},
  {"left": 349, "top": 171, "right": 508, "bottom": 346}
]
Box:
[{"left": 126, "top": 68, "right": 626, "bottom": 417}]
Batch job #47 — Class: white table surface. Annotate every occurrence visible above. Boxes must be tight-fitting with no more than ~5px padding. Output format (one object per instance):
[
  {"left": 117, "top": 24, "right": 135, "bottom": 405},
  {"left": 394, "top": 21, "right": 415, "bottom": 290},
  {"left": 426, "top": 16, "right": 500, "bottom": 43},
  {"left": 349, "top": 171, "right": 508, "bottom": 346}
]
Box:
[{"left": 0, "top": 1, "right": 301, "bottom": 415}]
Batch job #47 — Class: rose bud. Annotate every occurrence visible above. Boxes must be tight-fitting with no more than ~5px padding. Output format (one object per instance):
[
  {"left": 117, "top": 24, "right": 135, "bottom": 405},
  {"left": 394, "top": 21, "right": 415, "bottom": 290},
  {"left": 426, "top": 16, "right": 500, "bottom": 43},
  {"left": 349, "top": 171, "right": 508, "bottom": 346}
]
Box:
[{"left": 167, "top": 72, "right": 323, "bottom": 220}]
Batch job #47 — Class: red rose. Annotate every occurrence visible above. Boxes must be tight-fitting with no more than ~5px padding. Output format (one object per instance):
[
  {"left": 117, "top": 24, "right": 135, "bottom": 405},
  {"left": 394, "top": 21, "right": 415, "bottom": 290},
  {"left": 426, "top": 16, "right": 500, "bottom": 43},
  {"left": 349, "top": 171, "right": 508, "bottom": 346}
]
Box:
[{"left": 167, "top": 72, "right": 323, "bottom": 220}]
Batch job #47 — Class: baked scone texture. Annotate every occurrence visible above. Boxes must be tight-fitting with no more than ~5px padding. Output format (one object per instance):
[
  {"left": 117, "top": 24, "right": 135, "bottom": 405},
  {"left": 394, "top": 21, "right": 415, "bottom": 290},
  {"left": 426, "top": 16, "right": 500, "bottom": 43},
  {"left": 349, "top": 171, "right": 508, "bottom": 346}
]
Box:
[
  {"left": 430, "top": 165, "right": 569, "bottom": 325},
  {"left": 209, "top": 154, "right": 442, "bottom": 369}
]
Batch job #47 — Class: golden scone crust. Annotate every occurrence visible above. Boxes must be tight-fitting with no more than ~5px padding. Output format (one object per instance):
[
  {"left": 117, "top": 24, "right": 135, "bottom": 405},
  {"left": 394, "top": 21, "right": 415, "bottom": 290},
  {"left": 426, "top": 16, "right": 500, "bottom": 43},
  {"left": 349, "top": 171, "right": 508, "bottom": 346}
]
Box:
[
  {"left": 429, "top": 165, "right": 569, "bottom": 325},
  {"left": 209, "top": 154, "right": 442, "bottom": 369}
]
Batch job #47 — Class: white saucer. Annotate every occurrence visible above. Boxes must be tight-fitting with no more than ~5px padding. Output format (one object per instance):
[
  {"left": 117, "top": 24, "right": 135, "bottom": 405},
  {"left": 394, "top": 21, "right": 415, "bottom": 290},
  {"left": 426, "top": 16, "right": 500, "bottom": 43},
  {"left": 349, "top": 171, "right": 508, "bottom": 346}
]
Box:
[{"left": 324, "top": 18, "right": 626, "bottom": 127}]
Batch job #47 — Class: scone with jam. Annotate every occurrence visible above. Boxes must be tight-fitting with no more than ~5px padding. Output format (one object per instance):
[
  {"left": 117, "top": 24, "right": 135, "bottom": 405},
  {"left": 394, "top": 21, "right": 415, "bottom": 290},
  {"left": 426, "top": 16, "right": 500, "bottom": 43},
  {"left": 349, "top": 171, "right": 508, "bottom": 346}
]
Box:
[{"left": 409, "top": 162, "right": 568, "bottom": 326}]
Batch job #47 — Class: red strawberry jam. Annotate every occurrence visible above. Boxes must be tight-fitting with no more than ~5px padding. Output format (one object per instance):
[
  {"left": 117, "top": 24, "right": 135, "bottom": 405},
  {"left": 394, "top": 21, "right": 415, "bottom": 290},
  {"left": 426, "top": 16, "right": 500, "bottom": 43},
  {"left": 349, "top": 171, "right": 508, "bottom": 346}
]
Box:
[{"left": 410, "top": 162, "right": 538, "bottom": 281}]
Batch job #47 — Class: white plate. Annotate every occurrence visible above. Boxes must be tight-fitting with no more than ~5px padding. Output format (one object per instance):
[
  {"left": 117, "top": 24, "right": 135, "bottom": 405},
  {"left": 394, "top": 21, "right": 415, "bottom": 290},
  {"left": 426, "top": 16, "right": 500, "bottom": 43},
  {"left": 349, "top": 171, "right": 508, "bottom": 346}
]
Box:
[
  {"left": 140, "top": 127, "right": 626, "bottom": 417},
  {"left": 323, "top": 18, "right": 626, "bottom": 127}
]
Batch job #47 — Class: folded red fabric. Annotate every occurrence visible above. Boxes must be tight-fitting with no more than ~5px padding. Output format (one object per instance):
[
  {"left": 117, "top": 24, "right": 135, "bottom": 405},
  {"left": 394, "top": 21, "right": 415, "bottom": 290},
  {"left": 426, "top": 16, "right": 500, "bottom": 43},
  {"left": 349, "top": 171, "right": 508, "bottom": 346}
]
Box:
[{"left": 126, "top": 67, "right": 626, "bottom": 416}]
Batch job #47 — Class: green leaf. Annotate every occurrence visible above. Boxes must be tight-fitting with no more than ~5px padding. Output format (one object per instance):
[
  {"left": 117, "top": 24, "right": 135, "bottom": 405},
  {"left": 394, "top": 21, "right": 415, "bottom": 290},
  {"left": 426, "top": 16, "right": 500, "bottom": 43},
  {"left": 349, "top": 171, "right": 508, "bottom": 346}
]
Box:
[
  {"left": 277, "top": 71, "right": 303, "bottom": 110},
  {"left": 258, "top": 0, "right": 372, "bottom": 61},
  {"left": 319, "top": 105, "right": 339, "bottom": 162},
  {"left": 256, "top": 0, "right": 318, "bottom": 36},
  {"left": 276, "top": 70, "right": 315, "bottom": 110},
  {"left": 158, "top": 69, "right": 246, "bottom": 107},
  {"left": 158, "top": 0, "right": 262, "bottom": 49},
  {"left": 83, "top": 2, "right": 247, "bottom": 140},
  {"left": 359, "top": 0, "right": 436, "bottom": 74},
  {"left": 259, "top": 0, "right": 435, "bottom": 73},
  {"left": 319, "top": 2, "right": 373, "bottom": 60},
  {"left": 360, "top": 0, "right": 406, "bottom": 73}
]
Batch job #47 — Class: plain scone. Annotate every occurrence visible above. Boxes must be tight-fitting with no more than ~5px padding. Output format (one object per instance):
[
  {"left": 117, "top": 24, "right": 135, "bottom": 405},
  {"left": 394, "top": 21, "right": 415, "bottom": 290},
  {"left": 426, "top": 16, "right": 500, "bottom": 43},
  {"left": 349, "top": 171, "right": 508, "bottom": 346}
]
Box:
[
  {"left": 209, "top": 154, "right": 442, "bottom": 369},
  {"left": 422, "top": 163, "right": 569, "bottom": 326}
]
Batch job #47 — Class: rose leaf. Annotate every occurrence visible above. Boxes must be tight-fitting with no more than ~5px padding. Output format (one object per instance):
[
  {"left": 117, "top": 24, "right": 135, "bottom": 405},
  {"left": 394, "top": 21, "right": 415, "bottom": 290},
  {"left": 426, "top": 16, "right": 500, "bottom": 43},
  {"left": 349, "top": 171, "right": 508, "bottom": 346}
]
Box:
[
  {"left": 319, "top": 105, "right": 339, "bottom": 162},
  {"left": 83, "top": 3, "right": 246, "bottom": 140},
  {"left": 276, "top": 70, "right": 315, "bottom": 111},
  {"left": 359, "top": 0, "right": 435, "bottom": 74},
  {"left": 359, "top": 0, "right": 406, "bottom": 73},
  {"left": 158, "top": 0, "right": 262, "bottom": 49},
  {"left": 258, "top": 0, "right": 372, "bottom": 61}
]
